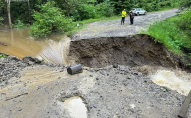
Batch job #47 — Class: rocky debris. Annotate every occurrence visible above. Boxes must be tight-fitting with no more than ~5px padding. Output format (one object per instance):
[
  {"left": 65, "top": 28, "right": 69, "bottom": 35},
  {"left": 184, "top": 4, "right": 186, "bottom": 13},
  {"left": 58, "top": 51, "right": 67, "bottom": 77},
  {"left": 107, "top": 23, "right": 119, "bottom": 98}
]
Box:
[
  {"left": 22, "top": 56, "right": 45, "bottom": 65},
  {"left": 56, "top": 65, "right": 190, "bottom": 118},
  {"left": 0, "top": 56, "right": 25, "bottom": 85},
  {"left": 0, "top": 56, "right": 54, "bottom": 87},
  {"left": 0, "top": 56, "right": 190, "bottom": 117}
]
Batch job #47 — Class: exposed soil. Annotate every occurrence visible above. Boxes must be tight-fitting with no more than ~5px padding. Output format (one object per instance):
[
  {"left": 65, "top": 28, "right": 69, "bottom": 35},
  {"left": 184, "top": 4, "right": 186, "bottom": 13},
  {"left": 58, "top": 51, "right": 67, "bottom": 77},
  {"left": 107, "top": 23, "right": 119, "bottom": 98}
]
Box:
[{"left": 69, "top": 34, "right": 183, "bottom": 69}]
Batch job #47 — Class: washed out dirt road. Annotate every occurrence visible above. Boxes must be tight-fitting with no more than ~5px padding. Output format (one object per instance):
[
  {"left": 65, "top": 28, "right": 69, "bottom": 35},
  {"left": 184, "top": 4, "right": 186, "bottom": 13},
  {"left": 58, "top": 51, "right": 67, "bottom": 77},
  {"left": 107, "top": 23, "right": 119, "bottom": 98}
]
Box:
[
  {"left": 1, "top": 9, "right": 191, "bottom": 118},
  {"left": 0, "top": 58, "right": 190, "bottom": 118},
  {"left": 72, "top": 8, "right": 178, "bottom": 40}
]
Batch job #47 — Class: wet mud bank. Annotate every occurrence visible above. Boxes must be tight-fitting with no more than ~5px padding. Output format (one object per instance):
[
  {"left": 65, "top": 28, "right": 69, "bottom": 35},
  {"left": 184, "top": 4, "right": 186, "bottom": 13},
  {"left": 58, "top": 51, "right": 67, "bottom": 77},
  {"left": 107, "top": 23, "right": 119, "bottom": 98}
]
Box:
[
  {"left": 0, "top": 56, "right": 56, "bottom": 88},
  {"left": 1, "top": 62, "right": 190, "bottom": 118},
  {"left": 69, "top": 34, "right": 190, "bottom": 71},
  {"left": 1, "top": 34, "right": 191, "bottom": 117}
]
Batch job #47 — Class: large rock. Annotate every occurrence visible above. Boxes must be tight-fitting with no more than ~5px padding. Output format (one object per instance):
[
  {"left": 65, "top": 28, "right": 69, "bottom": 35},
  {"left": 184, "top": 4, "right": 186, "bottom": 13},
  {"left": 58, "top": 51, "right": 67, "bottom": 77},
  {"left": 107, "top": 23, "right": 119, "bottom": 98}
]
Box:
[{"left": 22, "top": 56, "right": 45, "bottom": 65}]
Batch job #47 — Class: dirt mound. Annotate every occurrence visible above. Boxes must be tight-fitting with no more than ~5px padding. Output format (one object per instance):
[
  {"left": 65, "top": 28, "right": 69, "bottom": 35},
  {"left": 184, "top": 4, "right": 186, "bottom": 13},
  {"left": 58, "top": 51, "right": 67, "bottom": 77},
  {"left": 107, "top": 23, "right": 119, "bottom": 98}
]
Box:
[{"left": 69, "top": 34, "right": 180, "bottom": 68}]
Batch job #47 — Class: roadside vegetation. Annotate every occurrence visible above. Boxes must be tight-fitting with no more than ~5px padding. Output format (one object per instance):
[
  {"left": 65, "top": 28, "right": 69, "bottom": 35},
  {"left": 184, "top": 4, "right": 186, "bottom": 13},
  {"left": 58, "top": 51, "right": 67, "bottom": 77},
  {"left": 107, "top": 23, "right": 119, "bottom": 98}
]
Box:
[
  {"left": 142, "top": 8, "right": 191, "bottom": 65},
  {"left": 0, "top": 0, "right": 189, "bottom": 38},
  {"left": 0, "top": 53, "right": 9, "bottom": 58}
]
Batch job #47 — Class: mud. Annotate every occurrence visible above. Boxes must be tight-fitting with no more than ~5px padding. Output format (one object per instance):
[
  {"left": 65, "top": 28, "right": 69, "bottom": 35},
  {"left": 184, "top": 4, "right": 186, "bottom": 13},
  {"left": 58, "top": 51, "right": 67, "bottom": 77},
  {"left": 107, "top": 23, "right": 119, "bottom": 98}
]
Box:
[
  {"left": 0, "top": 42, "right": 7, "bottom": 46},
  {"left": 69, "top": 34, "right": 181, "bottom": 69},
  {"left": 1, "top": 62, "right": 191, "bottom": 118}
]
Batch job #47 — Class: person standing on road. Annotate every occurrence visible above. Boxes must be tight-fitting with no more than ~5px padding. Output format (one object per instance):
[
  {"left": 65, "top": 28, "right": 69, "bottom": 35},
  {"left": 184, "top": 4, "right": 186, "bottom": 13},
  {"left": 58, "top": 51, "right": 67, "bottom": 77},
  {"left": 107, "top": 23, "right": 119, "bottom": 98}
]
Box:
[
  {"left": 121, "top": 9, "right": 126, "bottom": 25},
  {"left": 129, "top": 10, "right": 135, "bottom": 25}
]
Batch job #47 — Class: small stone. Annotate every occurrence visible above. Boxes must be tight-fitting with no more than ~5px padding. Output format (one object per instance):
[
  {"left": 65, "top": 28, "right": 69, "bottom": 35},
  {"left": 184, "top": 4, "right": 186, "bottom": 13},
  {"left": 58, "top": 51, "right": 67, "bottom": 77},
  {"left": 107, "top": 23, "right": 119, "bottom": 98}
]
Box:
[{"left": 113, "top": 64, "right": 118, "bottom": 68}]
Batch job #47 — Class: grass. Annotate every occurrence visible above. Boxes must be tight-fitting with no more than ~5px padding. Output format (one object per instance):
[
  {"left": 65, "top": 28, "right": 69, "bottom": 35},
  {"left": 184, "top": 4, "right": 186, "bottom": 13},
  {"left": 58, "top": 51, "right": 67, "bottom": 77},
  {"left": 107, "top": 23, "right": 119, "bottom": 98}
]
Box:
[
  {"left": 141, "top": 14, "right": 191, "bottom": 66},
  {"left": 0, "top": 53, "right": 9, "bottom": 58},
  {"left": 141, "top": 15, "right": 191, "bottom": 55}
]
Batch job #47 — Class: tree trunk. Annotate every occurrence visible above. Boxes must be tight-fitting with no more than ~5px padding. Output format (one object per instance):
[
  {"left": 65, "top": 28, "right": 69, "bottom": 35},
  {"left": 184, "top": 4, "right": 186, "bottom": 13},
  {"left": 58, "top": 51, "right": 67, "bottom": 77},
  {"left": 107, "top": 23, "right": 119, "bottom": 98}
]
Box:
[
  {"left": 28, "top": 0, "right": 32, "bottom": 24},
  {"left": 7, "top": 0, "right": 12, "bottom": 29}
]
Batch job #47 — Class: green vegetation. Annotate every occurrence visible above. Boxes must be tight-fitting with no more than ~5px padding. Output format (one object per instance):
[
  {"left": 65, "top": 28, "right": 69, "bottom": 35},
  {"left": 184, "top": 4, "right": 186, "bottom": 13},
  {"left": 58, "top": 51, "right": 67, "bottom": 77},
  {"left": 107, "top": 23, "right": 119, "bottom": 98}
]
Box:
[
  {"left": 142, "top": 8, "right": 191, "bottom": 64},
  {"left": 14, "top": 20, "right": 25, "bottom": 28},
  {"left": 30, "top": 1, "right": 74, "bottom": 38},
  {"left": 0, "top": 0, "right": 190, "bottom": 38},
  {"left": 0, "top": 53, "right": 9, "bottom": 58},
  {"left": 0, "top": 17, "right": 3, "bottom": 29}
]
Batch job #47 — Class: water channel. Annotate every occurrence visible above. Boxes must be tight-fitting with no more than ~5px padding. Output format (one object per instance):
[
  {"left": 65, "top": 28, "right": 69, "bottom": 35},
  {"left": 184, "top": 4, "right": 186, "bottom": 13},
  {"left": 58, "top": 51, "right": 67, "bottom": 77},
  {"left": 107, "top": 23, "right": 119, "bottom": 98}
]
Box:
[{"left": 0, "top": 29, "right": 70, "bottom": 65}]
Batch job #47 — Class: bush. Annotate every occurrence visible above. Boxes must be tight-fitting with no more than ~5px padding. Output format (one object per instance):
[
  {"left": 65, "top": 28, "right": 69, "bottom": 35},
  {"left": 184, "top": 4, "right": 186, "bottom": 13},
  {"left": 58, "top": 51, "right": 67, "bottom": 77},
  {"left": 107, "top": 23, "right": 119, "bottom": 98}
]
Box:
[
  {"left": 30, "top": 1, "right": 74, "bottom": 38},
  {"left": 73, "top": 1, "right": 114, "bottom": 21},
  {"left": 77, "top": 4, "right": 96, "bottom": 20},
  {"left": 178, "top": 8, "right": 191, "bottom": 34},
  {"left": 14, "top": 20, "right": 24, "bottom": 28},
  {"left": 142, "top": 15, "right": 191, "bottom": 55},
  {"left": 95, "top": 1, "right": 114, "bottom": 17},
  {"left": 0, "top": 17, "right": 3, "bottom": 29},
  {"left": 0, "top": 53, "right": 9, "bottom": 58}
]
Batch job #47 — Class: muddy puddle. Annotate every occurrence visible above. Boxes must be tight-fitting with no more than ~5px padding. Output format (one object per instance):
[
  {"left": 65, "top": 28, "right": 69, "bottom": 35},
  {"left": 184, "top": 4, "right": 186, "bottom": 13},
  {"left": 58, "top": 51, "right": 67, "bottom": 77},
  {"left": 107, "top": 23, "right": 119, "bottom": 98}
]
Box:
[
  {"left": 64, "top": 97, "right": 87, "bottom": 118},
  {"left": 0, "top": 29, "right": 70, "bottom": 64},
  {"left": 151, "top": 69, "right": 191, "bottom": 96}
]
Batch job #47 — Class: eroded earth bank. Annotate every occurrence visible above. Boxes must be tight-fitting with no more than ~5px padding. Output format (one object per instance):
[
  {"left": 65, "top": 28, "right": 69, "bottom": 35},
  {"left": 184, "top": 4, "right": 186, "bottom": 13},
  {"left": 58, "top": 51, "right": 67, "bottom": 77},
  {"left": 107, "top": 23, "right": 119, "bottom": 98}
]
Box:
[{"left": 1, "top": 34, "right": 191, "bottom": 118}]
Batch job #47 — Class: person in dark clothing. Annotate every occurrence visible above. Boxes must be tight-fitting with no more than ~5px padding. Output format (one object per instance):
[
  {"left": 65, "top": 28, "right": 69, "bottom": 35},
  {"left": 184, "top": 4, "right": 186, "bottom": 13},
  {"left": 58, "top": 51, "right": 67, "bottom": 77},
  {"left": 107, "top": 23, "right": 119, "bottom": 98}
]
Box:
[
  {"left": 121, "top": 9, "right": 126, "bottom": 25},
  {"left": 129, "top": 10, "right": 134, "bottom": 25}
]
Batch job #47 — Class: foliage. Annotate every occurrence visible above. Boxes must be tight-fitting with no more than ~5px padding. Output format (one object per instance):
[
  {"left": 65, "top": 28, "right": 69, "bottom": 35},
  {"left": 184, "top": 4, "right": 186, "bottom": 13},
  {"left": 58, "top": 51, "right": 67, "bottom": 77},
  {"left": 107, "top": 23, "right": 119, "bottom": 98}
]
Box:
[
  {"left": 179, "top": 0, "right": 191, "bottom": 8},
  {"left": 110, "top": 0, "right": 182, "bottom": 13},
  {"left": 0, "top": 0, "right": 5, "bottom": 14},
  {"left": 142, "top": 15, "right": 191, "bottom": 55},
  {"left": 77, "top": 3, "right": 96, "bottom": 20},
  {"left": 72, "top": 0, "right": 114, "bottom": 20},
  {"left": 30, "top": 1, "right": 74, "bottom": 38},
  {"left": 0, "top": 17, "right": 4, "bottom": 29},
  {"left": 14, "top": 20, "right": 24, "bottom": 28},
  {"left": 178, "top": 8, "right": 191, "bottom": 35},
  {"left": 0, "top": 53, "right": 9, "bottom": 58}
]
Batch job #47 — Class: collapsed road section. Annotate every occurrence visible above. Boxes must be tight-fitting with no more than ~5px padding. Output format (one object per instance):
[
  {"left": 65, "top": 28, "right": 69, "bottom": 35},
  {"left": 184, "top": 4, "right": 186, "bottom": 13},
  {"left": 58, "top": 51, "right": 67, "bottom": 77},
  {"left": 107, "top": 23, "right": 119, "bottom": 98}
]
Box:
[
  {"left": 1, "top": 34, "right": 191, "bottom": 118},
  {"left": 69, "top": 34, "right": 182, "bottom": 69}
]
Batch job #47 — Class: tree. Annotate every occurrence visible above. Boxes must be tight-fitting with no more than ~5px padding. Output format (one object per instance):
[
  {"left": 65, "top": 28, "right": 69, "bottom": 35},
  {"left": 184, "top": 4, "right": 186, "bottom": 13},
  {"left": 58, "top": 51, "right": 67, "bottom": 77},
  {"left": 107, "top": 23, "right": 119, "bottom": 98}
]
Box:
[
  {"left": 6, "top": 0, "right": 12, "bottom": 29},
  {"left": 30, "top": 1, "right": 74, "bottom": 38}
]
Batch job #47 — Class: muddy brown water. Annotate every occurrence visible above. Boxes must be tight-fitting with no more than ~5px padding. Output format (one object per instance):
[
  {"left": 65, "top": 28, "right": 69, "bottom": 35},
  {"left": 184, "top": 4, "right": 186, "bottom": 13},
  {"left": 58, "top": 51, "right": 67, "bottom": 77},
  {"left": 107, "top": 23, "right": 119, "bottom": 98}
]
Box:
[
  {"left": 0, "top": 29, "right": 70, "bottom": 65},
  {"left": 64, "top": 97, "right": 87, "bottom": 118}
]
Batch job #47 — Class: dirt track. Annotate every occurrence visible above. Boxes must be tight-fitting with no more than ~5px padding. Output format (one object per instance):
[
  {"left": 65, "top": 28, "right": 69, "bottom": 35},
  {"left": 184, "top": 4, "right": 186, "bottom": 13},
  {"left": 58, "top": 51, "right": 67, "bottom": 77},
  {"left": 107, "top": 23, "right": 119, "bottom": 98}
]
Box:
[{"left": 72, "top": 8, "right": 178, "bottom": 40}]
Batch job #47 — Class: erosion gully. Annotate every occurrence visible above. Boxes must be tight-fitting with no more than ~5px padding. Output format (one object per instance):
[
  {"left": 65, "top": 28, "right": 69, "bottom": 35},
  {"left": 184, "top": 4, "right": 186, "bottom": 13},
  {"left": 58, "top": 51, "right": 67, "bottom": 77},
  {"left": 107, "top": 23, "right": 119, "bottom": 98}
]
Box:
[{"left": 0, "top": 29, "right": 191, "bottom": 118}]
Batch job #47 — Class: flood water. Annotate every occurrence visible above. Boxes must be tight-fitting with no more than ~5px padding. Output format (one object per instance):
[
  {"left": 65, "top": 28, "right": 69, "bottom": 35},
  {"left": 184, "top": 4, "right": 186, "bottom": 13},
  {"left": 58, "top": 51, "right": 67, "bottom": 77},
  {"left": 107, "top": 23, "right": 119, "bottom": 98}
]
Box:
[
  {"left": 64, "top": 97, "right": 87, "bottom": 118},
  {"left": 151, "top": 69, "right": 191, "bottom": 96},
  {"left": 0, "top": 29, "right": 70, "bottom": 65}
]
